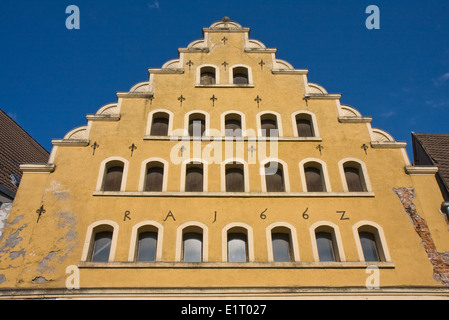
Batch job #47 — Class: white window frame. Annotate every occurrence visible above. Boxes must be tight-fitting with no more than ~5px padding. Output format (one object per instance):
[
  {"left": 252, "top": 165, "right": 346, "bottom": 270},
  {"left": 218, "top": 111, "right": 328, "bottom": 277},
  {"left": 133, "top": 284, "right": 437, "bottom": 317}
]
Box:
[
  {"left": 128, "top": 221, "right": 164, "bottom": 262},
  {"left": 222, "top": 222, "right": 254, "bottom": 262},
  {"left": 96, "top": 156, "right": 129, "bottom": 192},
  {"left": 310, "top": 221, "right": 346, "bottom": 262},
  {"left": 81, "top": 220, "right": 119, "bottom": 262},
  {"left": 266, "top": 222, "right": 300, "bottom": 262}
]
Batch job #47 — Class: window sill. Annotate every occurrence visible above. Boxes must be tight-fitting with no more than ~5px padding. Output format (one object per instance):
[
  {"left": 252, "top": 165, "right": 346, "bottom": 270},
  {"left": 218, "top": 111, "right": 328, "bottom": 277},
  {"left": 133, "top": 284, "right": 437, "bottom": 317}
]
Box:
[
  {"left": 142, "top": 136, "right": 322, "bottom": 142},
  {"left": 195, "top": 84, "right": 255, "bottom": 88},
  {"left": 93, "top": 191, "right": 375, "bottom": 198},
  {"left": 78, "top": 261, "right": 394, "bottom": 269}
]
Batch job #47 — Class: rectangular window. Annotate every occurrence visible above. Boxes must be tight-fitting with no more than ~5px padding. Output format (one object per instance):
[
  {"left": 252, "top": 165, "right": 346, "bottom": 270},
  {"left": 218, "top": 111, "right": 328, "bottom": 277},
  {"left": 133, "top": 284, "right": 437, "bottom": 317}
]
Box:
[
  {"left": 344, "top": 167, "right": 365, "bottom": 192},
  {"left": 183, "top": 232, "right": 203, "bottom": 262},
  {"left": 145, "top": 166, "right": 164, "bottom": 192},
  {"left": 185, "top": 165, "right": 203, "bottom": 192},
  {"left": 103, "top": 165, "right": 123, "bottom": 191},
  {"left": 296, "top": 118, "right": 313, "bottom": 137},
  {"left": 316, "top": 232, "right": 336, "bottom": 262},
  {"left": 91, "top": 231, "right": 112, "bottom": 262},
  {"left": 226, "top": 165, "right": 245, "bottom": 192},
  {"left": 137, "top": 232, "right": 158, "bottom": 262},
  {"left": 271, "top": 233, "right": 292, "bottom": 262},
  {"left": 359, "top": 232, "right": 380, "bottom": 262},
  {"left": 228, "top": 233, "right": 248, "bottom": 262},
  {"left": 305, "top": 167, "right": 324, "bottom": 192},
  {"left": 265, "top": 163, "right": 285, "bottom": 192},
  {"left": 150, "top": 117, "right": 169, "bottom": 136}
]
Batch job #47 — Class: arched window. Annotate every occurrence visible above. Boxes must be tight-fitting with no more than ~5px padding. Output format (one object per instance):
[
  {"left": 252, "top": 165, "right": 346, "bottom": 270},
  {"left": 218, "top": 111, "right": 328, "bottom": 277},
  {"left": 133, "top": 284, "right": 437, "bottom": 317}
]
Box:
[
  {"left": 150, "top": 112, "right": 169, "bottom": 136},
  {"left": 314, "top": 226, "right": 340, "bottom": 262},
  {"left": 296, "top": 113, "right": 314, "bottom": 137},
  {"left": 185, "top": 163, "right": 204, "bottom": 192},
  {"left": 182, "top": 226, "right": 204, "bottom": 263},
  {"left": 200, "top": 66, "right": 216, "bottom": 85},
  {"left": 188, "top": 113, "right": 206, "bottom": 137},
  {"left": 225, "top": 162, "right": 245, "bottom": 192},
  {"left": 343, "top": 162, "right": 367, "bottom": 192},
  {"left": 227, "top": 230, "right": 248, "bottom": 262},
  {"left": 144, "top": 162, "right": 164, "bottom": 192},
  {"left": 359, "top": 231, "right": 380, "bottom": 262},
  {"left": 271, "top": 228, "right": 293, "bottom": 262},
  {"left": 260, "top": 114, "right": 279, "bottom": 138},
  {"left": 102, "top": 161, "right": 124, "bottom": 192},
  {"left": 224, "top": 113, "right": 242, "bottom": 137},
  {"left": 89, "top": 225, "right": 114, "bottom": 263},
  {"left": 264, "top": 162, "right": 285, "bottom": 192},
  {"left": 355, "top": 224, "right": 388, "bottom": 262},
  {"left": 136, "top": 229, "right": 158, "bottom": 262},
  {"left": 233, "top": 67, "right": 249, "bottom": 84},
  {"left": 304, "top": 162, "right": 326, "bottom": 192},
  {"left": 338, "top": 158, "right": 372, "bottom": 193}
]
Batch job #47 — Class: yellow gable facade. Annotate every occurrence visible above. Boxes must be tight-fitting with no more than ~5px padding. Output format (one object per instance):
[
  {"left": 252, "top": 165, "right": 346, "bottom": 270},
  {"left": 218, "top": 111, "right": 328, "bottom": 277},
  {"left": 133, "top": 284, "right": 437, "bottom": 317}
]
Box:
[{"left": 1, "top": 18, "right": 449, "bottom": 299}]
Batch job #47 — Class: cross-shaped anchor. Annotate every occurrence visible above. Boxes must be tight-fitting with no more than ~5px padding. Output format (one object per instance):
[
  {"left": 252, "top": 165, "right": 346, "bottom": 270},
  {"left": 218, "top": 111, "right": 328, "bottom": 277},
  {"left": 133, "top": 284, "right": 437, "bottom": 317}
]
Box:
[
  {"left": 254, "top": 95, "right": 262, "bottom": 108},
  {"left": 221, "top": 36, "right": 228, "bottom": 45},
  {"left": 36, "top": 205, "right": 46, "bottom": 223},
  {"left": 186, "top": 60, "right": 194, "bottom": 71},
  {"left": 91, "top": 141, "right": 99, "bottom": 155},
  {"left": 248, "top": 145, "right": 256, "bottom": 157},
  {"left": 361, "top": 144, "right": 369, "bottom": 155},
  {"left": 178, "top": 95, "right": 185, "bottom": 107},
  {"left": 222, "top": 61, "right": 229, "bottom": 71},
  {"left": 210, "top": 95, "right": 217, "bottom": 107},
  {"left": 180, "top": 146, "right": 186, "bottom": 157},
  {"left": 316, "top": 144, "right": 324, "bottom": 155},
  {"left": 129, "top": 143, "right": 137, "bottom": 157},
  {"left": 259, "top": 59, "right": 266, "bottom": 70}
]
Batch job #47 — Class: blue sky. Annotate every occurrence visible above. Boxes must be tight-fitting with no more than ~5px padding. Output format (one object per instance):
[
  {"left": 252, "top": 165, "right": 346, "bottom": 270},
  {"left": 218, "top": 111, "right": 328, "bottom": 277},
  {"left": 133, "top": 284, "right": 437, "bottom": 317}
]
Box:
[{"left": 0, "top": 1, "right": 448, "bottom": 161}]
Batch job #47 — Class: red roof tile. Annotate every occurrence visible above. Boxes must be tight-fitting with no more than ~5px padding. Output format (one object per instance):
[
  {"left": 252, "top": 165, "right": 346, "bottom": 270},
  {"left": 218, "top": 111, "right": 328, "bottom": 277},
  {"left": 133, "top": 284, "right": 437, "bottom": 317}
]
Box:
[{"left": 0, "top": 109, "right": 49, "bottom": 196}]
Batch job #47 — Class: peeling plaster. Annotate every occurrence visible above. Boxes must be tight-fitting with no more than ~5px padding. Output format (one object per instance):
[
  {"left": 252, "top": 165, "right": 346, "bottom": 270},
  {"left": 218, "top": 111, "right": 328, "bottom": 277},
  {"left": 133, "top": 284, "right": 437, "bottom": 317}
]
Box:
[
  {"left": 31, "top": 276, "right": 50, "bottom": 284},
  {"left": 394, "top": 187, "right": 449, "bottom": 286},
  {"left": 38, "top": 251, "right": 59, "bottom": 271}
]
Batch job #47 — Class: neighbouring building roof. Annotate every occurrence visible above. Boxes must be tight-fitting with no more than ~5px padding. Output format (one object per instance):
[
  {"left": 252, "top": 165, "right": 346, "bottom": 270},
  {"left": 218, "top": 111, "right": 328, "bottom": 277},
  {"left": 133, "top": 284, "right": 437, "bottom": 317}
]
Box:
[
  {"left": 412, "top": 132, "right": 449, "bottom": 200},
  {"left": 0, "top": 109, "right": 49, "bottom": 202}
]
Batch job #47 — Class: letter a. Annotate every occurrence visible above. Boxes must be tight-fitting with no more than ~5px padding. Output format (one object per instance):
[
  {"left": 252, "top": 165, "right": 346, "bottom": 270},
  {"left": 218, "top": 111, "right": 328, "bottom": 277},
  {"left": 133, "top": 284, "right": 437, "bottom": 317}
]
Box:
[
  {"left": 365, "top": 265, "right": 380, "bottom": 289},
  {"left": 65, "top": 265, "right": 80, "bottom": 290},
  {"left": 365, "top": 5, "right": 380, "bottom": 30},
  {"left": 66, "top": 5, "right": 80, "bottom": 30}
]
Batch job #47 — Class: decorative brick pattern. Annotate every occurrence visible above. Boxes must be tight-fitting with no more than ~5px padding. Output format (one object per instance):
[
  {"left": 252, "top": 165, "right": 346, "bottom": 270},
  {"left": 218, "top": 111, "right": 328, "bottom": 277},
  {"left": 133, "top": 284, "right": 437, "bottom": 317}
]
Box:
[{"left": 393, "top": 187, "right": 449, "bottom": 286}]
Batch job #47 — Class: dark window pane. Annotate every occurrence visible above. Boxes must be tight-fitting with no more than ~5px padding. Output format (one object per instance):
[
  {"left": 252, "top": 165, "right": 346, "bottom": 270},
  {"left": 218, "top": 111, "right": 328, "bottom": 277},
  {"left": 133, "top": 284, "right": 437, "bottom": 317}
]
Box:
[
  {"left": 261, "top": 119, "right": 278, "bottom": 137},
  {"left": 226, "top": 167, "right": 245, "bottom": 192},
  {"left": 265, "top": 163, "right": 285, "bottom": 192},
  {"left": 189, "top": 119, "right": 205, "bottom": 136},
  {"left": 359, "top": 231, "right": 380, "bottom": 262},
  {"left": 316, "top": 232, "right": 336, "bottom": 262},
  {"left": 150, "top": 117, "right": 169, "bottom": 136},
  {"left": 103, "top": 166, "right": 123, "bottom": 191},
  {"left": 305, "top": 166, "right": 324, "bottom": 192},
  {"left": 225, "top": 119, "right": 242, "bottom": 137},
  {"left": 200, "top": 72, "right": 216, "bottom": 85},
  {"left": 137, "top": 232, "right": 158, "bottom": 262},
  {"left": 345, "top": 167, "right": 364, "bottom": 192},
  {"left": 228, "top": 233, "right": 247, "bottom": 262},
  {"left": 185, "top": 166, "right": 203, "bottom": 192},
  {"left": 145, "top": 166, "right": 164, "bottom": 192},
  {"left": 91, "top": 231, "right": 112, "bottom": 262},
  {"left": 233, "top": 68, "right": 249, "bottom": 84},
  {"left": 183, "top": 232, "right": 202, "bottom": 262},
  {"left": 272, "top": 233, "right": 291, "bottom": 262},
  {"left": 296, "top": 118, "right": 313, "bottom": 137}
]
